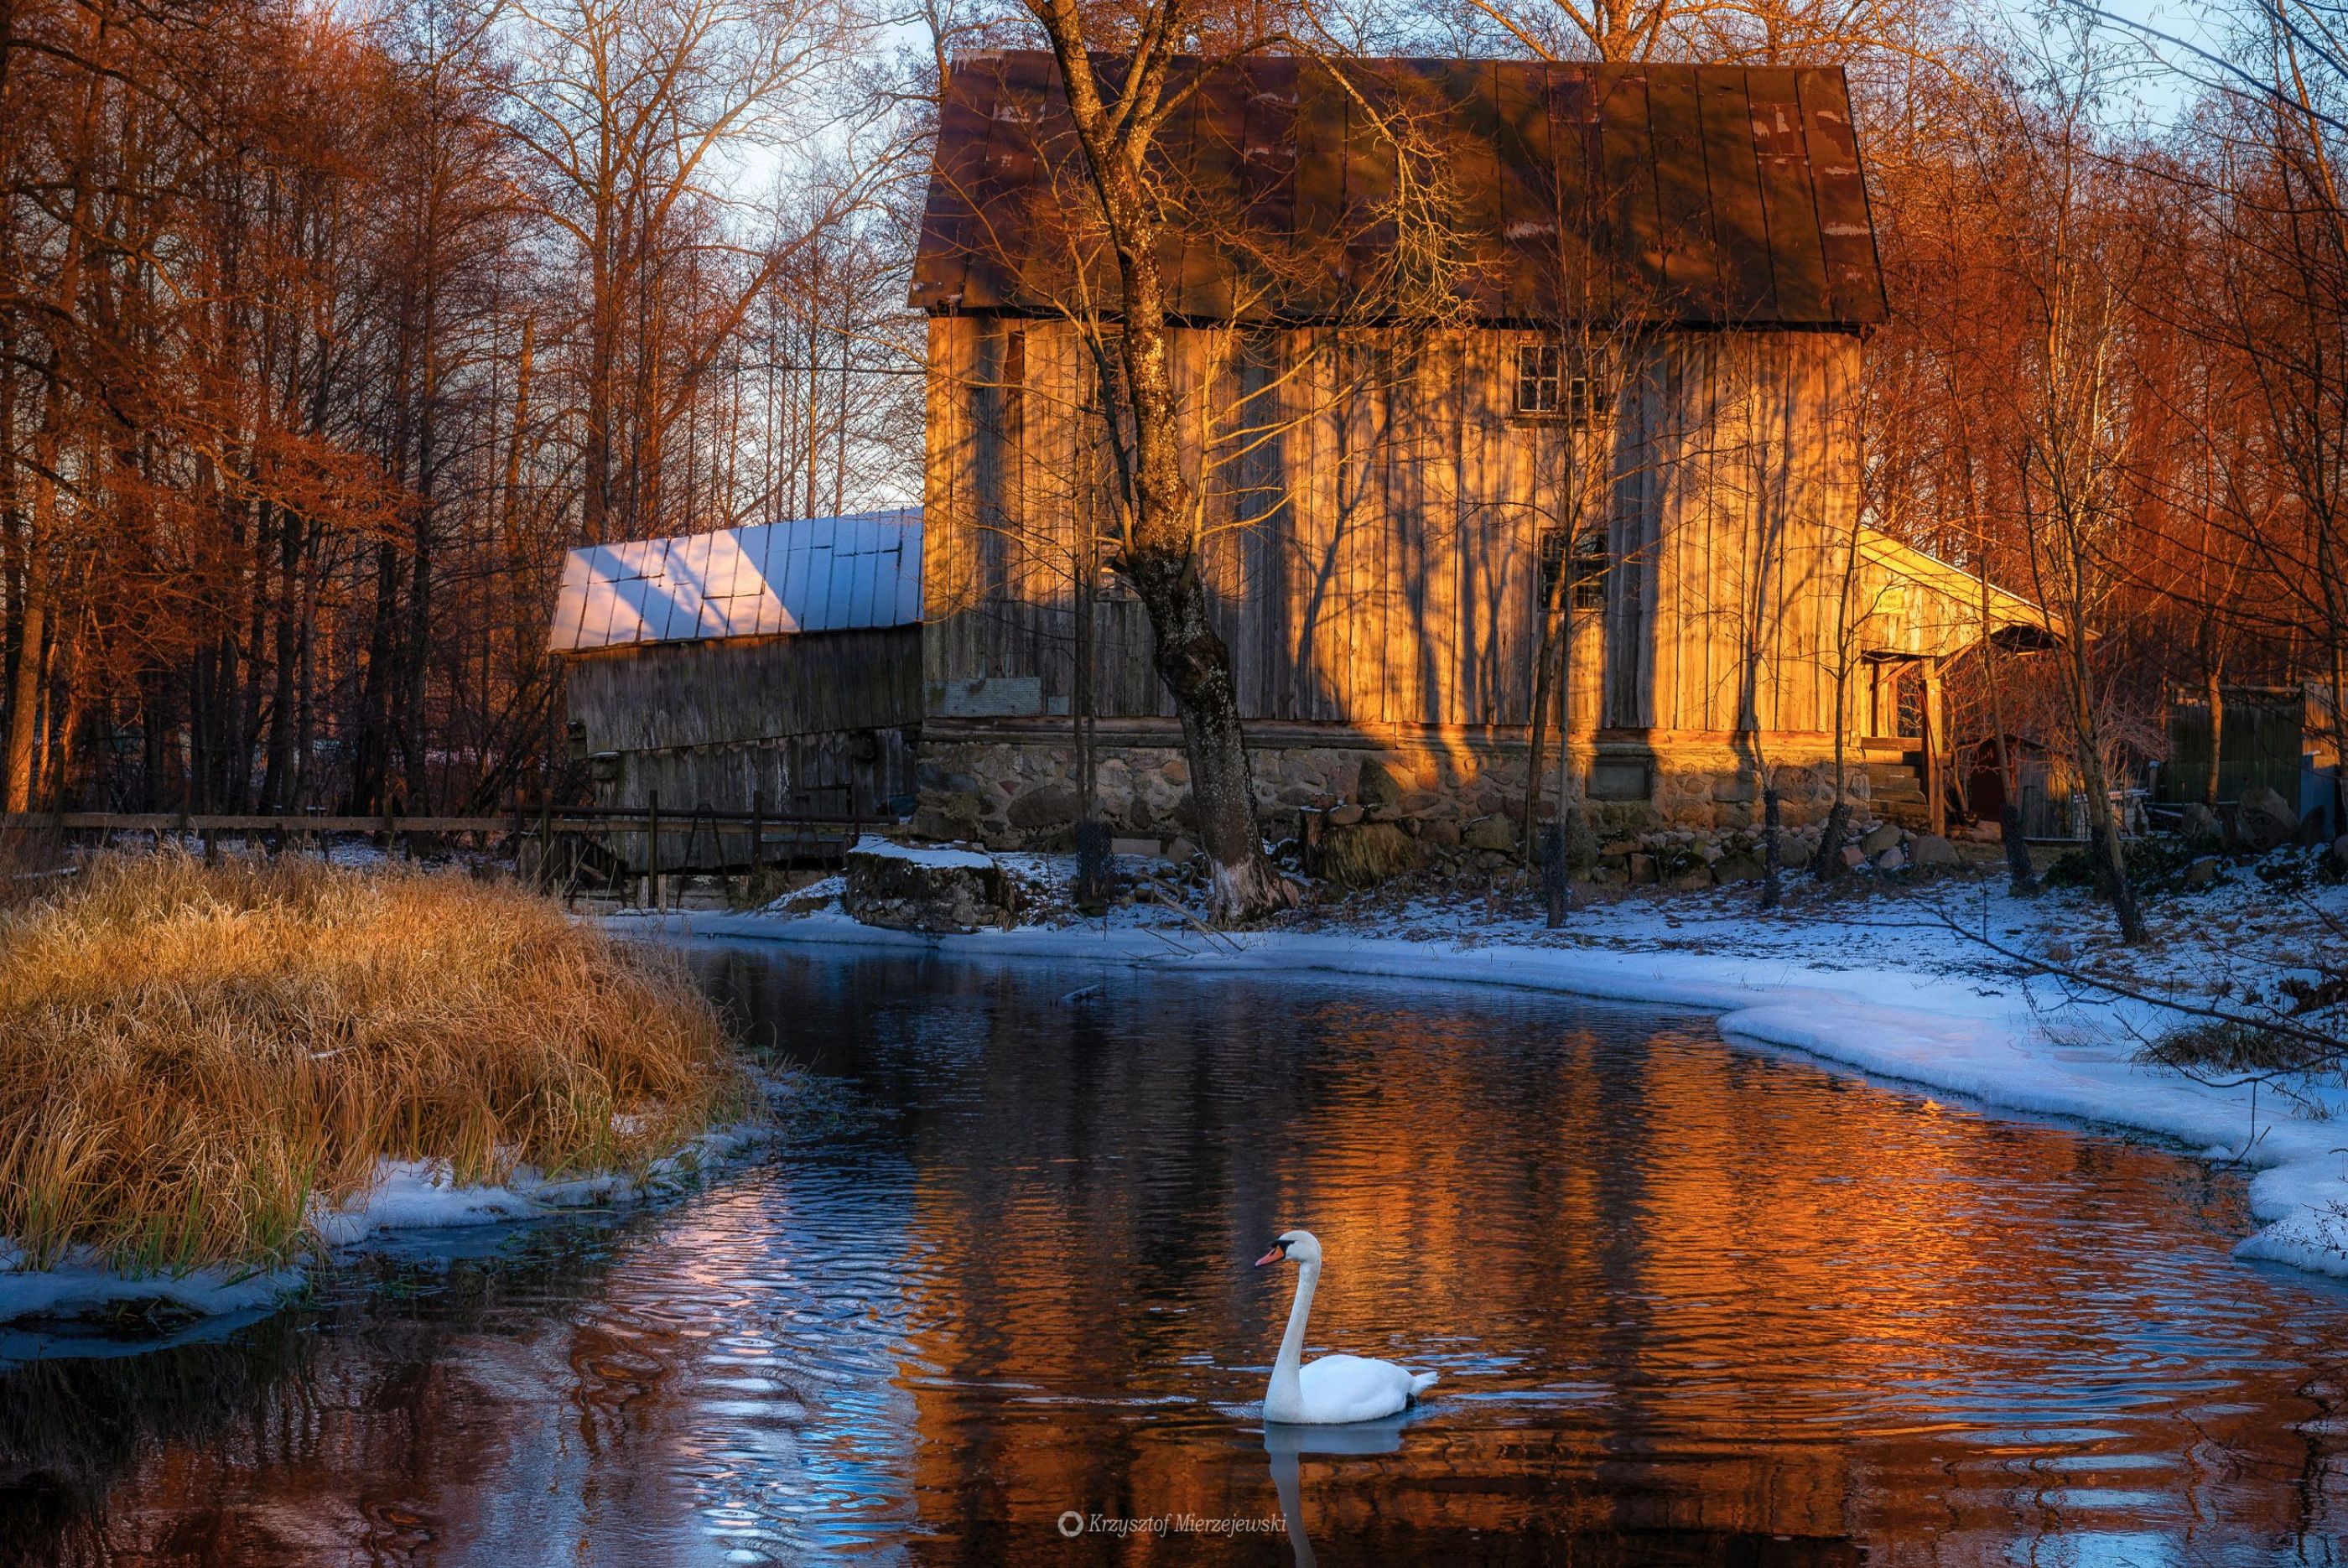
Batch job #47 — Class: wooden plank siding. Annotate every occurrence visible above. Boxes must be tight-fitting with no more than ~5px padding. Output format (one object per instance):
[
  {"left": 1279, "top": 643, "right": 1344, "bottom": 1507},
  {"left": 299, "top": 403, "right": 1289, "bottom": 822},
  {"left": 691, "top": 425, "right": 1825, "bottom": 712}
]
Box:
[
  {"left": 568, "top": 627, "right": 923, "bottom": 754},
  {"left": 922, "top": 316, "right": 1866, "bottom": 740}
]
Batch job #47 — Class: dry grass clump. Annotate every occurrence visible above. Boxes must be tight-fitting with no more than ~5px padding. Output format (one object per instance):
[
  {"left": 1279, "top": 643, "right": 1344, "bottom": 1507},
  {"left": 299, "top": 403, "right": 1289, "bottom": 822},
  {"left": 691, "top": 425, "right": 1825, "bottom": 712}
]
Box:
[
  {"left": 1318, "top": 823, "right": 1426, "bottom": 888},
  {"left": 0, "top": 852, "right": 753, "bottom": 1277}
]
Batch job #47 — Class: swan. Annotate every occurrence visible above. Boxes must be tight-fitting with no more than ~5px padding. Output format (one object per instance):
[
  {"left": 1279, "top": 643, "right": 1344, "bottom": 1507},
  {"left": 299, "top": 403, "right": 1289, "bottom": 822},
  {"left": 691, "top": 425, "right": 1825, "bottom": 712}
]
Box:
[{"left": 1255, "top": 1230, "right": 1437, "bottom": 1424}]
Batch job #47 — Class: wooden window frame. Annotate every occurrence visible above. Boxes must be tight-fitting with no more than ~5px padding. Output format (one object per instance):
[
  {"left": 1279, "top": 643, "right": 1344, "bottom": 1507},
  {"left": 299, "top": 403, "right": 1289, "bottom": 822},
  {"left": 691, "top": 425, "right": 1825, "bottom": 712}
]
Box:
[
  {"left": 1538, "top": 524, "right": 1611, "bottom": 613},
  {"left": 1515, "top": 342, "right": 1561, "bottom": 416},
  {"left": 1514, "top": 340, "right": 1613, "bottom": 428}
]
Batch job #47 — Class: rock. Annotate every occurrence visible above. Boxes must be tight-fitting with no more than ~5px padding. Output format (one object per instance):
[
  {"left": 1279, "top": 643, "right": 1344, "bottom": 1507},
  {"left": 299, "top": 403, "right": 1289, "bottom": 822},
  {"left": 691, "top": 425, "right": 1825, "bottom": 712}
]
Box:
[
  {"left": 1005, "top": 783, "right": 1081, "bottom": 831},
  {"left": 2179, "top": 802, "right": 2221, "bottom": 847},
  {"left": 1712, "top": 854, "right": 1765, "bottom": 884},
  {"left": 844, "top": 841, "right": 1020, "bottom": 933},
  {"left": 1840, "top": 844, "right": 1867, "bottom": 869},
  {"left": 1601, "top": 839, "right": 1638, "bottom": 858},
  {"left": 1110, "top": 837, "right": 1159, "bottom": 858},
  {"left": 1462, "top": 814, "right": 1518, "bottom": 854},
  {"left": 2186, "top": 855, "right": 2222, "bottom": 886},
  {"left": 1354, "top": 756, "right": 1408, "bottom": 812},
  {"left": 913, "top": 789, "right": 985, "bottom": 836},
  {"left": 2332, "top": 833, "right": 2348, "bottom": 871},
  {"left": 1420, "top": 819, "right": 1461, "bottom": 849},
  {"left": 2237, "top": 786, "right": 2298, "bottom": 852},
  {"left": 1909, "top": 833, "right": 1957, "bottom": 869},
  {"left": 1629, "top": 852, "right": 1660, "bottom": 885},
  {"left": 1875, "top": 847, "right": 1906, "bottom": 872},
  {"left": 1327, "top": 803, "right": 1365, "bottom": 826},
  {"left": 1667, "top": 865, "right": 1715, "bottom": 890},
  {"left": 1859, "top": 823, "right": 1903, "bottom": 856},
  {"left": 909, "top": 808, "right": 962, "bottom": 841},
  {"left": 1963, "top": 819, "right": 2003, "bottom": 843},
  {"left": 1166, "top": 836, "right": 1199, "bottom": 863}
]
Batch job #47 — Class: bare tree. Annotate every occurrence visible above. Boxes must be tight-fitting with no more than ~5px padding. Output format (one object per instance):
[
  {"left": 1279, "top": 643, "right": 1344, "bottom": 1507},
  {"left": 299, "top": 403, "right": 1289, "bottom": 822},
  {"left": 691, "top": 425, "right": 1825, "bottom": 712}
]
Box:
[{"left": 2003, "top": 49, "right": 2148, "bottom": 942}]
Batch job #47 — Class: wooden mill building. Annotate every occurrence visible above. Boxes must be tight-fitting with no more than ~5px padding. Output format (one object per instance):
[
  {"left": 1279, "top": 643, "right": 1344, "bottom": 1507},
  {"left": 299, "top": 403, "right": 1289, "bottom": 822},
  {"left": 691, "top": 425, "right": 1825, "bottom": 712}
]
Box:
[
  {"left": 549, "top": 510, "right": 924, "bottom": 864},
  {"left": 905, "top": 51, "right": 2052, "bottom": 847}
]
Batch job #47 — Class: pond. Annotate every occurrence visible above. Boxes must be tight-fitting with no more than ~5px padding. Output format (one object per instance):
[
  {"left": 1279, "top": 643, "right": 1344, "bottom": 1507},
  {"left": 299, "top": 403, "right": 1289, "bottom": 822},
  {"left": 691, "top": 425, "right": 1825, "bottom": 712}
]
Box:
[{"left": 5, "top": 942, "right": 2348, "bottom": 1565}]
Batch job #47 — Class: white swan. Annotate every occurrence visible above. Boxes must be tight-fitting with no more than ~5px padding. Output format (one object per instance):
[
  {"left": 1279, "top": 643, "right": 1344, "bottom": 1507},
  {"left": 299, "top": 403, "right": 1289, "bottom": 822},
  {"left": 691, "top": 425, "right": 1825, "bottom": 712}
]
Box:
[{"left": 1255, "top": 1229, "right": 1437, "bottom": 1424}]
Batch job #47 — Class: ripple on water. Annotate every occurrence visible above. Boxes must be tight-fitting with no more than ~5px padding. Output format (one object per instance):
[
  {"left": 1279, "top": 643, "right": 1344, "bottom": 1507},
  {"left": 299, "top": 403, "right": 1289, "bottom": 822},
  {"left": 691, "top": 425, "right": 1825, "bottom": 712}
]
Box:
[{"left": 5, "top": 950, "right": 2348, "bottom": 1567}]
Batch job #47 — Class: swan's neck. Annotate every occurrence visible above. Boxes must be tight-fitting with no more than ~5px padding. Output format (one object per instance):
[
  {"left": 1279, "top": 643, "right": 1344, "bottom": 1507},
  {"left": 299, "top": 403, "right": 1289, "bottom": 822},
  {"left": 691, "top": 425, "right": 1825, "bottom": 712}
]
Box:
[{"left": 1269, "top": 1261, "right": 1319, "bottom": 1411}]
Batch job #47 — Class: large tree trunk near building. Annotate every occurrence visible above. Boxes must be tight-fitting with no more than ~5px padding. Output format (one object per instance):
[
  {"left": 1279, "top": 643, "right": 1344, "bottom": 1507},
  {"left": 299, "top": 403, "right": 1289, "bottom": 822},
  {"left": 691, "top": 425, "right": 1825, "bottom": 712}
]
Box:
[
  {"left": 1109, "top": 302, "right": 1291, "bottom": 921},
  {"left": 1125, "top": 554, "right": 1288, "bottom": 917},
  {"left": 1031, "top": 18, "right": 1292, "bottom": 922}
]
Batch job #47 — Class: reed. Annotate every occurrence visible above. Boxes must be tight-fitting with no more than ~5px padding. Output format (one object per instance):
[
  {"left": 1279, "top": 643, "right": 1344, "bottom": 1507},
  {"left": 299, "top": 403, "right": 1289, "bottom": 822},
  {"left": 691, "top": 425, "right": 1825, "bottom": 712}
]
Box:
[{"left": 0, "top": 852, "right": 752, "bottom": 1276}]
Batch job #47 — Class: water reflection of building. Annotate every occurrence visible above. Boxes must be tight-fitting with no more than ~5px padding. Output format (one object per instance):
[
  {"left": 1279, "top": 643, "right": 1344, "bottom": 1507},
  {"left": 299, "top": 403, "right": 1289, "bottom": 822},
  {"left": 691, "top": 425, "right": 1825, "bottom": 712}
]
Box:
[{"left": 16, "top": 963, "right": 2348, "bottom": 1564}]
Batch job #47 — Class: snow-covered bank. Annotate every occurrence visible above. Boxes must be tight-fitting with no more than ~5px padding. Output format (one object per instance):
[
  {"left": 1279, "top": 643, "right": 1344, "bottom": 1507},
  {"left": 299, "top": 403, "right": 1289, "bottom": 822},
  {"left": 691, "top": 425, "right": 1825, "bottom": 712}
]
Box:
[
  {"left": 621, "top": 870, "right": 2348, "bottom": 1285},
  {"left": 0, "top": 1123, "right": 773, "bottom": 1329}
]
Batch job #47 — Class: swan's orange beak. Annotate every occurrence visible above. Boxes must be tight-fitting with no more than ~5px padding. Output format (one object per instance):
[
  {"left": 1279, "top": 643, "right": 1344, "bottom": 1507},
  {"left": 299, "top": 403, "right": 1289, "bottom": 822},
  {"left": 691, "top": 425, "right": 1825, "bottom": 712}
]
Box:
[{"left": 1255, "top": 1243, "right": 1286, "bottom": 1267}]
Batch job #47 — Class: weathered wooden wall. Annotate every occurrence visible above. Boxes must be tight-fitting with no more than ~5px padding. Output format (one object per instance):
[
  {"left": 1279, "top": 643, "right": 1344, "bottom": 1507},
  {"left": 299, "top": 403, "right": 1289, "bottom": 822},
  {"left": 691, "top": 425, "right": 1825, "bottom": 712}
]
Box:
[
  {"left": 922, "top": 317, "right": 1863, "bottom": 740},
  {"left": 611, "top": 729, "right": 917, "bottom": 817},
  {"left": 568, "top": 627, "right": 922, "bottom": 751},
  {"left": 564, "top": 626, "right": 923, "bottom": 843}
]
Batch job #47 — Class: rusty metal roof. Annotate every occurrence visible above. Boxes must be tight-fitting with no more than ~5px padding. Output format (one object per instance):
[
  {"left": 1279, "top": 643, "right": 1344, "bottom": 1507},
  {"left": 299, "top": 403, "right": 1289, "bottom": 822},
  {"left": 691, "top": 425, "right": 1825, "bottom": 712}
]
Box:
[
  {"left": 548, "top": 510, "right": 922, "bottom": 654},
  {"left": 912, "top": 54, "right": 1885, "bottom": 327}
]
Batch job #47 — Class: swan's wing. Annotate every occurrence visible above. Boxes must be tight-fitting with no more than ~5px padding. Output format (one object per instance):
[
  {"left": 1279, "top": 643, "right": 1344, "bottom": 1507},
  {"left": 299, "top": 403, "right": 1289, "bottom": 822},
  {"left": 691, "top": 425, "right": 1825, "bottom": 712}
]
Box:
[{"left": 1296, "top": 1355, "right": 1421, "bottom": 1424}]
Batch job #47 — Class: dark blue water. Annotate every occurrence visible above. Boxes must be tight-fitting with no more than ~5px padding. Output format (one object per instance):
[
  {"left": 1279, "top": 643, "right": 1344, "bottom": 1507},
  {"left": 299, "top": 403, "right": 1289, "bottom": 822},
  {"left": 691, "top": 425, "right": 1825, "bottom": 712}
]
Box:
[{"left": 4, "top": 942, "right": 2348, "bottom": 1565}]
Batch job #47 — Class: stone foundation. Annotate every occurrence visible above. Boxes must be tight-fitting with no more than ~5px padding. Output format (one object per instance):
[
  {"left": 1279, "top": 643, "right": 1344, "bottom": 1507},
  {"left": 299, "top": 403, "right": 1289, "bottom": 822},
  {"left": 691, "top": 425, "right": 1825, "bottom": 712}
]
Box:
[{"left": 913, "top": 725, "right": 1874, "bottom": 853}]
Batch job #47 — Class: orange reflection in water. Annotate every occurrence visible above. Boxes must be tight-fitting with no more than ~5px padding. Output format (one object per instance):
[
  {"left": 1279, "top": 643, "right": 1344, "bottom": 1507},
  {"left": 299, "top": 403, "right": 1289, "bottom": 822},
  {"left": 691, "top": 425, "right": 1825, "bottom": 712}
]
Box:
[{"left": 4, "top": 952, "right": 2346, "bottom": 1567}]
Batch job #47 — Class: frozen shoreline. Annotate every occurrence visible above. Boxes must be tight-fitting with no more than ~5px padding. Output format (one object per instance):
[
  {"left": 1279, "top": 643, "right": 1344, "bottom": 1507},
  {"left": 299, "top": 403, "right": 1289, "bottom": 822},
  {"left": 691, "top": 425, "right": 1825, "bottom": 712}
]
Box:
[
  {"left": 10, "top": 864, "right": 2336, "bottom": 1332},
  {"left": 618, "top": 885, "right": 2348, "bottom": 1285},
  {"left": 0, "top": 1124, "right": 771, "bottom": 1329}
]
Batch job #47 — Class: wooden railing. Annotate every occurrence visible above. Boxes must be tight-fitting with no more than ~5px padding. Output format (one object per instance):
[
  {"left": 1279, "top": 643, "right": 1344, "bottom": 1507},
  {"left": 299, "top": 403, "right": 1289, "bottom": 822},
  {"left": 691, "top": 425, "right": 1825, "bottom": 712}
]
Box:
[{"left": 0, "top": 791, "right": 876, "bottom": 890}]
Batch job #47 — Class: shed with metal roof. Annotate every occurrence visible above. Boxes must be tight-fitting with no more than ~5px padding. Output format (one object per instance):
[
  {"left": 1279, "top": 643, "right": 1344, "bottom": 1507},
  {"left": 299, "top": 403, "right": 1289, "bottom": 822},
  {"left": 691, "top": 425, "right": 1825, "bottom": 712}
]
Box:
[{"left": 553, "top": 511, "right": 925, "bottom": 870}]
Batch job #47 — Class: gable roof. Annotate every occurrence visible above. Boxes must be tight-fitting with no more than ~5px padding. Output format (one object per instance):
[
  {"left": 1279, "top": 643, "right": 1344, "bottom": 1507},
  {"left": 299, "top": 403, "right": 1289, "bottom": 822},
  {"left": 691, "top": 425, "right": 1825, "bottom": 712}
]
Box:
[
  {"left": 1857, "top": 526, "right": 2062, "bottom": 653},
  {"left": 912, "top": 52, "right": 1887, "bottom": 328},
  {"left": 548, "top": 509, "right": 922, "bottom": 654}
]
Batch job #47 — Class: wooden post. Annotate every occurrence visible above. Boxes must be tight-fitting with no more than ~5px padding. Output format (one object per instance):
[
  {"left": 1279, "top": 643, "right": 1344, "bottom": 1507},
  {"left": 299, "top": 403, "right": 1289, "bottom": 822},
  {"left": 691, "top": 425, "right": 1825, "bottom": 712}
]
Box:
[
  {"left": 751, "top": 789, "right": 765, "bottom": 880},
  {"left": 647, "top": 791, "right": 661, "bottom": 911},
  {"left": 1923, "top": 659, "right": 1946, "bottom": 839}
]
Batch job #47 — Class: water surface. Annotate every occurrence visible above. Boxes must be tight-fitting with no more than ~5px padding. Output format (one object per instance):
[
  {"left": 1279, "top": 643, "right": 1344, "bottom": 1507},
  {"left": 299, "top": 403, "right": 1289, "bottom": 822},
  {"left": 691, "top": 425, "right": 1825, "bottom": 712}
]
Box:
[{"left": 5, "top": 943, "right": 2348, "bottom": 1565}]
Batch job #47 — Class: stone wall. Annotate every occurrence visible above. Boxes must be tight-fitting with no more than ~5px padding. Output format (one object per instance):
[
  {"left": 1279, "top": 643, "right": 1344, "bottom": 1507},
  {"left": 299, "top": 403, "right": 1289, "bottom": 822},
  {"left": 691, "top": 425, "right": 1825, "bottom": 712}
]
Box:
[{"left": 913, "top": 728, "right": 1874, "bottom": 853}]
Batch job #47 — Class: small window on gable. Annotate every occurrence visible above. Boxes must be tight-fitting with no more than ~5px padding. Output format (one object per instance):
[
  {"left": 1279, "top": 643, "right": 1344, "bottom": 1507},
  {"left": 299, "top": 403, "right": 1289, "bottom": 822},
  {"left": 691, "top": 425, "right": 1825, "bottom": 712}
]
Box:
[{"left": 1515, "top": 341, "right": 1613, "bottom": 427}]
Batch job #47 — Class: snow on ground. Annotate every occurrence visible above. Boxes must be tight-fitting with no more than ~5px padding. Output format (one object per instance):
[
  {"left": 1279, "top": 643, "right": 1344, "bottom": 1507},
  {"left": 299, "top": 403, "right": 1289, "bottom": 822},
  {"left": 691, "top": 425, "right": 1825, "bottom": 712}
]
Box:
[
  {"left": 843, "top": 834, "right": 998, "bottom": 870},
  {"left": 0, "top": 1246, "right": 296, "bottom": 1324},
  {"left": 616, "top": 845, "right": 2348, "bottom": 1284}
]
